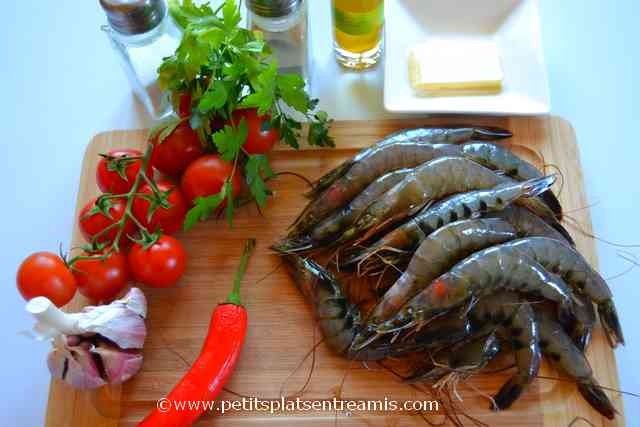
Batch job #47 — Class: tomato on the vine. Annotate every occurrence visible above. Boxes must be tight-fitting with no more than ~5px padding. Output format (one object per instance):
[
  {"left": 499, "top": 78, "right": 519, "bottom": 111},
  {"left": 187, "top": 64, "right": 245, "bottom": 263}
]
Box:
[
  {"left": 96, "top": 148, "right": 151, "bottom": 194},
  {"left": 78, "top": 197, "right": 136, "bottom": 245},
  {"left": 128, "top": 236, "right": 186, "bottom": 288},
  {"left": 231, "top": 108, "right": 279, "bottom": 154},
  {"left": 180, "top": 155, "right": 242, "bottom": 205},
  {"left": 16, "top": 252, "right": 77, "bottom": 307},
  {"left": 133, "top": 180, "right": 187, "bottom": 235},
  {"left": 150, "top": 122, "right": 205, "bottom": 177},
  {"left": 73, "top": 250, "right": 129, "bottom": 302}
]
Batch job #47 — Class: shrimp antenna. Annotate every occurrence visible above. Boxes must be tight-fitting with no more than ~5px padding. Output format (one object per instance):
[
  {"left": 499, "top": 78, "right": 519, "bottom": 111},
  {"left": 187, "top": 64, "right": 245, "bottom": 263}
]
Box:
[
  {"left": 605, "top": 250, "right": 639, "bottom": 281},
  {"left": 271, "top": 170, "right": 314, "bottom": 189},
  {"left": 563, "top": 214, "right": 640, "bottom": 248},
  {"left": 278, "top": 323, "right": 323, "bottom": 399}
]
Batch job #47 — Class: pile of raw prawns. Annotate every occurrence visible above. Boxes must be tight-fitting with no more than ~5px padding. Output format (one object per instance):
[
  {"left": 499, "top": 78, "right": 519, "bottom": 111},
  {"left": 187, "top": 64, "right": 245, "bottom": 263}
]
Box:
[{"left": 273, "top": 125, "right": 622, "bottom": 420}]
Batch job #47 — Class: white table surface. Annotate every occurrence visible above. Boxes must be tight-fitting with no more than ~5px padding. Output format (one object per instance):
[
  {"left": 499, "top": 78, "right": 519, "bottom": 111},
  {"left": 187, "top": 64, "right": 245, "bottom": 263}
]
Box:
[{"left": 1, "top": 1, "right": 638, "bottom": 425}]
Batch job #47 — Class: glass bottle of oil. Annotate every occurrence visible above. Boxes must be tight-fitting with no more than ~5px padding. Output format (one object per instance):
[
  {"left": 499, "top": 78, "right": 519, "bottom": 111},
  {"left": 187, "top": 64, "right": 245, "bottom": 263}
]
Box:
[{"left": 332, "top": 0, "right": 384, "bottom": 69}]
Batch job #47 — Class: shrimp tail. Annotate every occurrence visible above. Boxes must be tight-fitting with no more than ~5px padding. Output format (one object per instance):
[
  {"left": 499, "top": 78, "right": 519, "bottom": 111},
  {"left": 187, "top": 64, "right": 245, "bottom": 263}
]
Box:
[
  {"left": 271, "top": 235, "right": 317, "bottom": 254},
  {"left": 598, "top": 299, "right": 625, "bottom": 347},
  {"left": 577, "top": 381, "right": 616, "bottom": 420},
  {"left": 539, "top": 191, "right": 563, "bottom": 220},
  {"left": 469, "top": 126, "right": 513, "bottom": 140},
  {"left": 570, "top": 324, "right": 593, "bottom": 352},
  {"left": 550, "top": 221, "right": 576, "bottom": 246},
  {"left": 305, "top": 160, "right": 354, "bottom": 199},
  {"left": 493, "top": 380, "right": 525, "bottom": 411}
]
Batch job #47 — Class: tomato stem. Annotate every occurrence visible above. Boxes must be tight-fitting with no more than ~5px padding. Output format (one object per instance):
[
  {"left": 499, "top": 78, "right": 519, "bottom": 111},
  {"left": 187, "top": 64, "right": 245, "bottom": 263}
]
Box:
[
  {"left": 226, "top": 239, "right": 255, "bottom": 306},
  {"left": 69, "top": 144, "right": 156, "bottom": 267},
  {"left": 111, "top": 144, "right": 154, "bottom": 252}
]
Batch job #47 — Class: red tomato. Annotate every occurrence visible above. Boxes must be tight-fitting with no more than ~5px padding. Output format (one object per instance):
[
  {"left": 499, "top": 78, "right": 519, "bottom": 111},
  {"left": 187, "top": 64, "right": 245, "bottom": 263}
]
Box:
[
  {"left": 150, "top": 122, "right": 205, "bottom": 177},
  {"left": 132, "top": 180, "right": 187, "bottom": 235},
  {"left": 180, "top": 155, "right": 242, "bottom": 205},
  {"left": 231, "top": 108, "right": 279, "bottom": 154},
  {"left": 16, "top": 252, "right": 77, "bottom": 307},
  {"left": 96, "top": 149, "right": 151, "bottom": 194},
  {"left": 128, "top": 236, "right": 187, "bottom": 288},
  {"left": 78, "top": 197, "right": 136, "bottom": 245},
  {"left": 73, "top": 250, "right": 129, "bottom": 302},
  {"left": 177, "top": 93, "right": 192, "bottom": 118}
]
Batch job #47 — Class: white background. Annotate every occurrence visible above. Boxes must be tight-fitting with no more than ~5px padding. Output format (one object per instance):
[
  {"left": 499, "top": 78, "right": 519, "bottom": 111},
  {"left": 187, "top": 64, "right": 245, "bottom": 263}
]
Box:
[{"left": 1, "top": 1, "right": 638, "bottom": 425}]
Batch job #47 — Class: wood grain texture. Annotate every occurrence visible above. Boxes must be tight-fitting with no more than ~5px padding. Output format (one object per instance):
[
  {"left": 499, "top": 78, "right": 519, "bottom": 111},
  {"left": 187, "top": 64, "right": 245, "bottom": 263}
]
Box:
[{"left": 45, "top": 117, "right": 624, "bottom": 427}]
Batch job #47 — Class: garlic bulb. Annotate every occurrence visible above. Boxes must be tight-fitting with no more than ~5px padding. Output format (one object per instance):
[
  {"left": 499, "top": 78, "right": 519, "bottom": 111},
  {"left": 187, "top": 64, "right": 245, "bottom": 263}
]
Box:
[{"left": 26, "top": 288, "right": 148, "bottom": 390}]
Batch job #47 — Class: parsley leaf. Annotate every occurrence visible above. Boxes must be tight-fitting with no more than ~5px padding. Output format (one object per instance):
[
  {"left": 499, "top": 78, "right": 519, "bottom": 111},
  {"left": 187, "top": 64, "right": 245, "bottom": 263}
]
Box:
[
  {"left": 240, "top": 61, "right": 277, "bottom": 115},
  {"left": 308, "top": 111, "right": 335, "bottom": 147},
  {"left": 183, "top": 185, "right": 228, "bottom": 231},
  {"left": 276, "top": 74, "right": 309, "bottom": 112},
  {"left": 198, "top": 80, "right": 228, "bottom": 112},
  {"left": 212, "top": 120, "right": 248, "bottom": 161},
  {"left": 222, "top": 0, "right": 242, "bottom": 31},
  {"left": 246, "top": 154, "right": 275, "bottom": 207}
]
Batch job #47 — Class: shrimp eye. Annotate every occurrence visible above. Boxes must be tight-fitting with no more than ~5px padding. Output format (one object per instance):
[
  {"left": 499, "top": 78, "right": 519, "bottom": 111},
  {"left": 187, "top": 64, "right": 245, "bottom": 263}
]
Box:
[{"left": 431, "top": 280, "right": 448, "bottom": 300}]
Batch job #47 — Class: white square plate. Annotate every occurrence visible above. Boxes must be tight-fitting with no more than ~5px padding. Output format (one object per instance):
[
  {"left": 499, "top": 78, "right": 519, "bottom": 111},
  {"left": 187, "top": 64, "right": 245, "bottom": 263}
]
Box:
[{"left": 384, "top": 0, "right": 550, "bottom": 115}]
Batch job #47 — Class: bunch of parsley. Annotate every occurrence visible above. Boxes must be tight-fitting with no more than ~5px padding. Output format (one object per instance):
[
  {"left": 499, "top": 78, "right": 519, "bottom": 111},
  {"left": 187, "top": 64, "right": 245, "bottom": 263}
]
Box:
[{"left": 158, "top": 0, "right": 333, "bottom": 229}]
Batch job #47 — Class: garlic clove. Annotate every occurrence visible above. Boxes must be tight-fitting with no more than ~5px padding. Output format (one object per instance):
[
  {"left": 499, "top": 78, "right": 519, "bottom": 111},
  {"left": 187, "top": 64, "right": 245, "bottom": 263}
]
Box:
[
  {"left": 48, "top": 343, "right": 107, "bottom": 390},
  {"left": 91, "top": 341, "right": 143, "bottom": 385}
]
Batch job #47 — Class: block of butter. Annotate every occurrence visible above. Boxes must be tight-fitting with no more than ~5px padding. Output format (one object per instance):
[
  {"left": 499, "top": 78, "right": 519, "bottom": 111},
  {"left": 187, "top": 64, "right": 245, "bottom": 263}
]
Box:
[{"left": 408, "top": 39, "right": 503, "bottom": 95}]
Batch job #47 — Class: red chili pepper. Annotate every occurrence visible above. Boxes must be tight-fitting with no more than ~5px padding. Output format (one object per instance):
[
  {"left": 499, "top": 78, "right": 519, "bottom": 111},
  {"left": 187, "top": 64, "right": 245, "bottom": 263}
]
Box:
[{"left": 139, "top": 239, "right": 255, "bottom": 427}]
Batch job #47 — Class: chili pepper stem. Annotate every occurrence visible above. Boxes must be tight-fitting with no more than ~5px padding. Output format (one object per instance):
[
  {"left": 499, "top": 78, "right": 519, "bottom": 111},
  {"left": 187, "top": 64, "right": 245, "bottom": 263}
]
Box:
[{"left": 226, "top": 239, "right": 256, "bottom": 306}]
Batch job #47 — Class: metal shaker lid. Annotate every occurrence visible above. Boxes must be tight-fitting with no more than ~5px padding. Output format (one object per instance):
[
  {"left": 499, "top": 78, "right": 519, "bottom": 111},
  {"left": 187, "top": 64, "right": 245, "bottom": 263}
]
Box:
[
  {"left": 247, "top": 0, "right": 302, "bottom": 18},
  {"left": 99, "top": 0, "right": 166, "bottom": 35}
]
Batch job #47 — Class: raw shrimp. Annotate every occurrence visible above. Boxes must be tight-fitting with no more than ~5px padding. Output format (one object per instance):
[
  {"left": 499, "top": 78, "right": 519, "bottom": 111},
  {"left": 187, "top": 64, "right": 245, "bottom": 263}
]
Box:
[
  {"left": 409, "top": 292, "right": 540, "bottom": 410},
  {"left": 368, "top": 218, "right": 519, "bottom": 323},
  {"left": 282, "top": 254, "right": 477, "bottom": 361},
  {"left": 282, "top": 255, "right": 362, "bottom": 356},
  {"left": 355, "top": 245, "right": 573, "bottom": 350},
  {"left": 343, "top": 175, "right": 556, "bottom": 270},
  {"left": 459, "top": 142, "right": 563, "bottom": 218},
  {"left": 506, "top": 237, "right": 623, "bottom": 347},
  {"left": 536, "top": 309, "right": 616, "bottom": 419},
  {"left": 273, "top": 168, "right": 412, "bottom": 253},
  {"left": 306, "top": 126, "right": 512, "bottom": 200},
  {"left": 346, "top": 157, "right": 557, "bottom": 247},
  {"left": 469, "top": 294, "right": 541, "bottom": 410}
]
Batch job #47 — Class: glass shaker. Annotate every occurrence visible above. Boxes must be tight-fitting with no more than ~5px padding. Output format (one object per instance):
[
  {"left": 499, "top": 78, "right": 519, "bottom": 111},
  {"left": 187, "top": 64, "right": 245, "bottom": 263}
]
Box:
[
  {"left": 100, "top": 0, "right": 181, "bottom": 120},
  {"left": 247, "top": 0, "right": 310, "bottom": 87}
]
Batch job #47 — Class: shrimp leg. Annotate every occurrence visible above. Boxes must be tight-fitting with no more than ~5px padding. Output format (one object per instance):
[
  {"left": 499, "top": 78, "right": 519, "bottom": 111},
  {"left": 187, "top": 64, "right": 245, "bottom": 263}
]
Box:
[{"left": 405, "top": 332, "right": 501, "bottom": 383}]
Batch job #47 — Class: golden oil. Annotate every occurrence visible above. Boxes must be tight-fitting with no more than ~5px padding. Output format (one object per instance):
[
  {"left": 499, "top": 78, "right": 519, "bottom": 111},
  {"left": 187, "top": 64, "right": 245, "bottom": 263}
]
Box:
[{"left": 332, "top": 0, "right": 384, "bottom": 69}]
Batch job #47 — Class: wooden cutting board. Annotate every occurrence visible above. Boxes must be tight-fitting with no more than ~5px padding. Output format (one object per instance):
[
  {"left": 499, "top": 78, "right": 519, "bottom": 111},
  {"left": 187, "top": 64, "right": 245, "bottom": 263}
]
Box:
[{"left": 45, "top": 116, "right": 624, "bottom": 427}]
